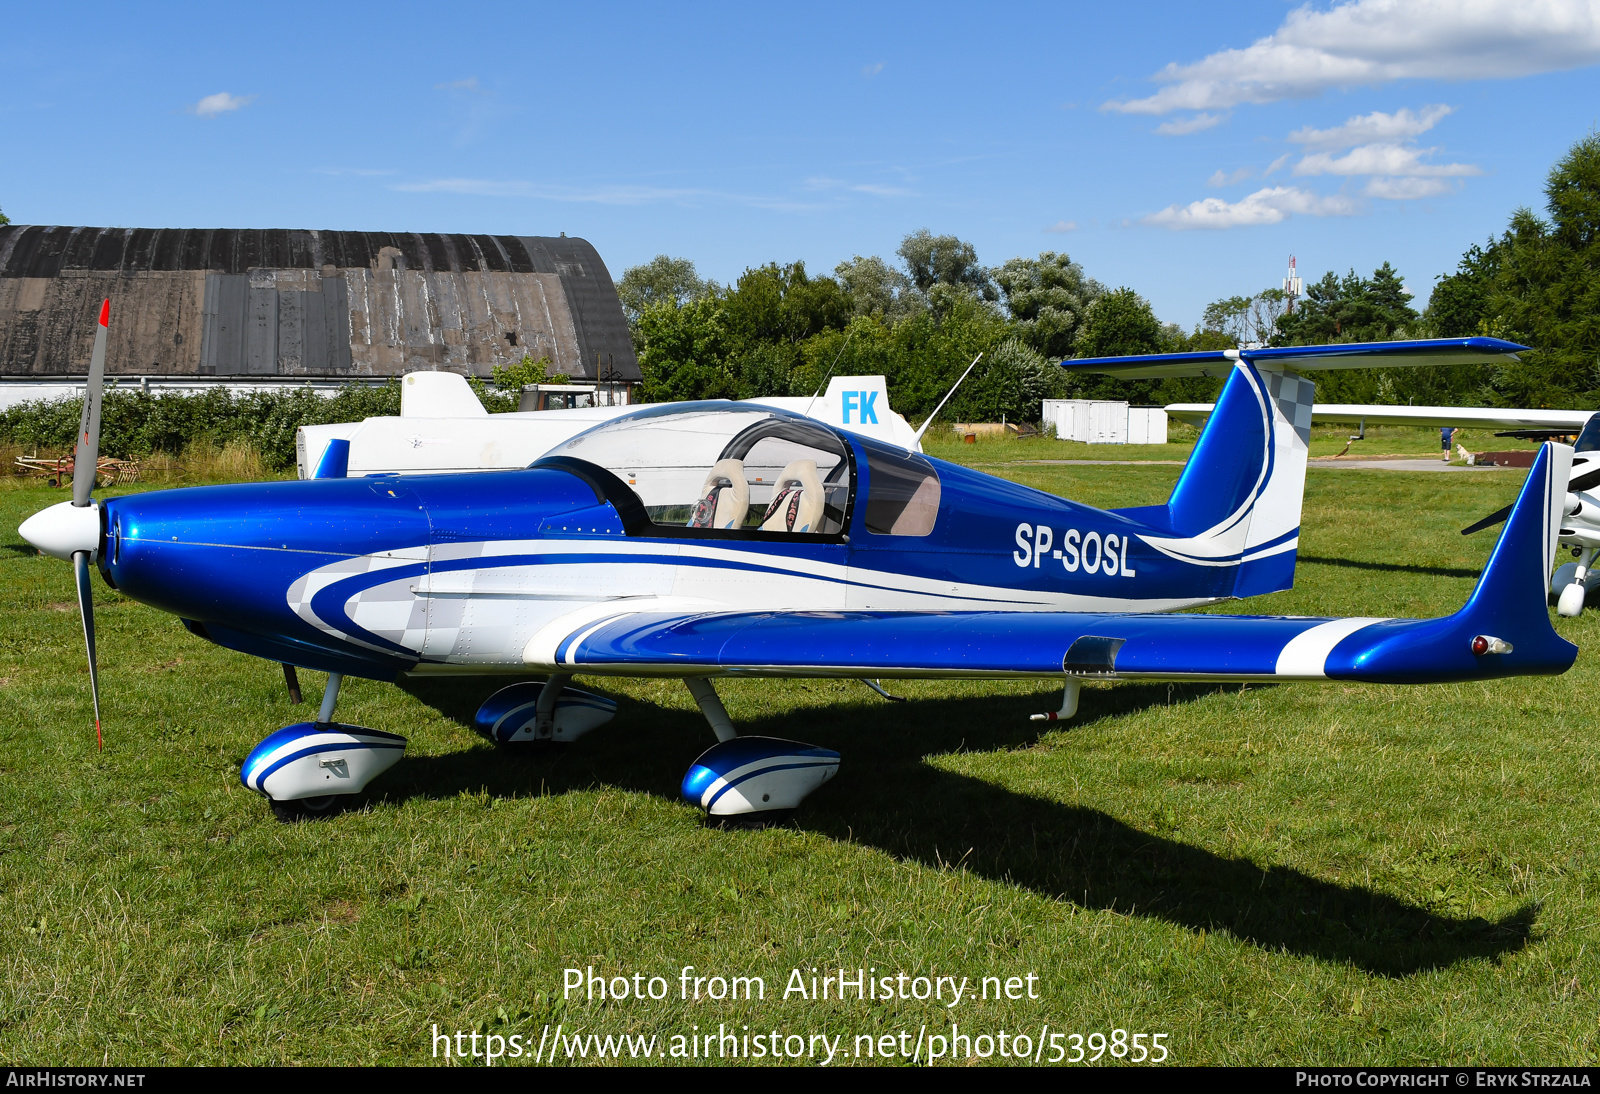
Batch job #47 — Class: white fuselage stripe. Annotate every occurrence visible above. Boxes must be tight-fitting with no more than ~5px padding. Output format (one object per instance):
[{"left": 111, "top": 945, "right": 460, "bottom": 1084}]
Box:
[{"left": 1273, "top": 617, "right": 1386, "bottom": 678}]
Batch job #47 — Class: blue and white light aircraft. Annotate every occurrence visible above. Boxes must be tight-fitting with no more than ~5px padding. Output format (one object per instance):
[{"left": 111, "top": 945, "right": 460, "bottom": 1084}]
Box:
[{"left": 18, "top": 310, "right": 1576, "bottom": 823}]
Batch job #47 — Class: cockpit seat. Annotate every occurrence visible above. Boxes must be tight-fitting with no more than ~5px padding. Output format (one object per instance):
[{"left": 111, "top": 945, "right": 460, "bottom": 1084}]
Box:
[
  {"left": 689, "top": 459, "right": 750, "bottom": 529},
  {"left": 760, "top": 459, "right": 824, "bottom": 534}
]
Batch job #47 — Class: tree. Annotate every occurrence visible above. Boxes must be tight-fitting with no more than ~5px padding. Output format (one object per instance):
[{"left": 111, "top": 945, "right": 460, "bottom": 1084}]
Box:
[
  {"left": 720, "top": 262, "right": 850, "bottom": 351},
  {"left": 1425, "top": 242, "right": 1500, "bottom": 338},
  {"left": 636, "top": 295, "right": 735, "bottom": 402},
  {"left": 1058, "top": 287, "right": 1210, "bottom": 404},
  {"left": 1272, "top": 263, "right": 1419, "bottom": 345},
  {"left": 0, "top": 206, "right": 9, "bottom": 227},
  {"left": 1075, "top": 287, "right": 1164, "bottom": 359},
  {"left": 1201, "top": 288, "right": 1286, "bottom": 346},
  {"left": 834, "top": 254, "right": 919, "bottom": 320},
  {"left": 992, "top": 251, "right": 1104, "bottom": 359},
  {"left": 616, "top": 256, "right": 710, "bottom": 327},
  {"left": 1475, "top": 134, "right": 1600, "bottom": 407},
  {"left": 951, "top": 337, "right": 1060, "bottom": 424},
  {"left": 896, "top": 229, "right": 996, "bottom": 300}
]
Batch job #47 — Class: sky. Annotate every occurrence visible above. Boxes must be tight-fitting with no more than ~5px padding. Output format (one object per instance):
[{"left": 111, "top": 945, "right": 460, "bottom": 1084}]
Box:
[{"left": 2, "top": 0, "right": 1599, "bottom": 328}]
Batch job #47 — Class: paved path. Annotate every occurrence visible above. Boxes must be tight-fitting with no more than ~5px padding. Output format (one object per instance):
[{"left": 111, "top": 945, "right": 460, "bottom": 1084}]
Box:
[
  {"left": 1002, "top": 459, "right": 1186, "bottom": 466},
  {"left": 998, "top": 458, "right": 1512, "bottom": 472},
  {"left": 1308, "top": 458, "right": 1516, "bottom": 472}
]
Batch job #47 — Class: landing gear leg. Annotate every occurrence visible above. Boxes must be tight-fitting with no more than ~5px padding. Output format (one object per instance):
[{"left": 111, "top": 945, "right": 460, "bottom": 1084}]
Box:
[
  {"left": 317, "top": 672, "right": 342, "bottom": 725},
  {"left": 685, "top": 677, "right": 737, "bottom": 741},
  {"left": 1030, "top": 679, "right": 1082, "bottom": 723},
  {"left": 679, "top": 677, "right": 838, "bottom": 826},
  {"left": 1559, "top": 548, "right": 1595, "bottom": 618},
  {"left": 282, "top": 663, "right": 303, "bottom": 705},
  {"left": 534, "top": 673, "right": 573, "bottom": 740}
]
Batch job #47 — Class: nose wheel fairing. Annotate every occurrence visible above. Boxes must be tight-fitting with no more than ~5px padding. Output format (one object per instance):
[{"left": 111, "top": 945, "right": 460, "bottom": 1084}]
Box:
[{"left": 240, "top": 722, "right": 407, "bottom": 804}]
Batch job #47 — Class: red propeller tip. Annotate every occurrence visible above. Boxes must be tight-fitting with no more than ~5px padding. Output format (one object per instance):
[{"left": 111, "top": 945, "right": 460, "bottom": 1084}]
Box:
[{"left": 98, "top": 299, "right": 110, "bottom": 327}]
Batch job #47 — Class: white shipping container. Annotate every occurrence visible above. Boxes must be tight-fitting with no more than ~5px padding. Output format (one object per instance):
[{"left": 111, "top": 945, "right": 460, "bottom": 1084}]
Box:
[
  {"left": 1041, "top": 401, "right": 1167, "bottom": 444},
  {"left": 1088, "top": 401, "right": 1128, "bottom": 444},
  {"left": 1127, "top": 407, "right": 1168, "bottom": 444},
  {"left": 1042, "top": 399, "right": 1092, "bottom": 441}
]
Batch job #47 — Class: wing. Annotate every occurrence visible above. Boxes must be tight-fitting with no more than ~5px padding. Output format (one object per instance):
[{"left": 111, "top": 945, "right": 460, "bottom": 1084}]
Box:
[
  {"left": 536, "top": 443, "right": 1576, "bottom": 687},
  {"left": 1167, "top": 402, "right": 1593, "bottom": 434},
  {"left": 1063, "top": 337, "right": 1527, "bottom": 380}
]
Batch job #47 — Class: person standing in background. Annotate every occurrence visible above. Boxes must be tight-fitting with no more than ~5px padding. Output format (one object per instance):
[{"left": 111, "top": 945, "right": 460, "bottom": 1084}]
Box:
[{"left": 1441, "top": 426, "right": 1456, "bottom": 462}]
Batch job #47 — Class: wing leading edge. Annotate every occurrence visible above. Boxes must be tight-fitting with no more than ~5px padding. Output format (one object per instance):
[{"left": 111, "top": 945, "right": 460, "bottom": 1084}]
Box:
[
  {"left": 537, "top": 442, "right": 1576, "bottom": 686},
  {"left": 1059, "top": 337, "right": 1527, "bottom": 380}
]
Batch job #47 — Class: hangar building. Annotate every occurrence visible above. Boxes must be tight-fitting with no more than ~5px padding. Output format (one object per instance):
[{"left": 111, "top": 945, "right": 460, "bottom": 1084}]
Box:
[{"left": 0, "top": 226, "right": 639, "bottom": 385}]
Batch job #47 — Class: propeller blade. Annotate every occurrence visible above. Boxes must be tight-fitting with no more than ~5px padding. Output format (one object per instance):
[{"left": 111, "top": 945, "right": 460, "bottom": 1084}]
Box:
[
  {"left": 1461, "top": 504, "right": 1514, "bottom": 536},
  {"left": 1569, "top": 466, "right": 1600, "bottom": 495},
  {"left": 70, "top": 299, "right": 109, "bottom": 747},
  {"left": 1462, "top": 463, "right": 1600, "bottom": 536},
  {"left": 72, "top": 299, "right": 109, "bottom": 509},
  {"left": 73, "top": 550, "right": 102, "bottom": 750}
]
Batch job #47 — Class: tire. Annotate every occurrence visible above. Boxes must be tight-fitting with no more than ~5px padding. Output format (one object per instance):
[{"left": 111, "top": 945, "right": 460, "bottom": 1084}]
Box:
[
  {"left": 707, "top": 808, "right": 795, "bottom": 831},
  {"left": 270, "top": 794, "right": 344, "bottom": 822}
]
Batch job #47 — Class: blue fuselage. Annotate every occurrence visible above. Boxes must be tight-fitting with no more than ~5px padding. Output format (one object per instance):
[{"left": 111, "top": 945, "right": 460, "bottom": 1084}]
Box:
[{"left": 98, "top": 448, "right": 1249, "bottom": 682}]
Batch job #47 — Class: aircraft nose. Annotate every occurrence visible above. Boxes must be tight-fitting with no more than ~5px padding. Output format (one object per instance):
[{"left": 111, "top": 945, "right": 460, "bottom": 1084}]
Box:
[{"left": 19, "top": 501, "right": 100, "bottom": 561}]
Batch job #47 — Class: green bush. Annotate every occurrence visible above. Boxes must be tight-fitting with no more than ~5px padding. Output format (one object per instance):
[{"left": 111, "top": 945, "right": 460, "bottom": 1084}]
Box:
[{"left": 0, "top": 380, "right": 402, "bottom": 471}]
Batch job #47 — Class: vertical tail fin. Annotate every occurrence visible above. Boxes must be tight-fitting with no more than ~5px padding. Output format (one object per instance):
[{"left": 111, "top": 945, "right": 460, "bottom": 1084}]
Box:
[{"left": 1113, "top": 358, "right": 1314, "bottom": 597}]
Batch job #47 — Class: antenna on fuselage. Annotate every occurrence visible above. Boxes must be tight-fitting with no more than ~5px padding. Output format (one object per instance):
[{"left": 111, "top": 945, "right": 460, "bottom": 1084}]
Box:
[
  {"left": 911, "top": 352, "right": 983, "bottom": 447},
  {"left": 803, "top": 327, "right": 856, "bottom": 419}
]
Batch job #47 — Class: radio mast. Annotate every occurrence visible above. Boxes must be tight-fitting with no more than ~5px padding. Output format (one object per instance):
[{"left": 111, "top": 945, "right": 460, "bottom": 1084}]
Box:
[{"left": 1283, "top": 255, "right": 1303, "bottom": 314}]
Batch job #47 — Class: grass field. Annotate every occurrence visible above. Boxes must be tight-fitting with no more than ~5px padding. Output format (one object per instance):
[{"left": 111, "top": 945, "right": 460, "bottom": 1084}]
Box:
[{"left": 3, "top": 429, "right": 1598, "bottom": 1066}]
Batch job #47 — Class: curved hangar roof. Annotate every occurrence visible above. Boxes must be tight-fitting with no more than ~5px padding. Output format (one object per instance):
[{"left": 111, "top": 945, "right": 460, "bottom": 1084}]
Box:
[{"left": 0, "top": 226, "right": 638, "bottom": 382}]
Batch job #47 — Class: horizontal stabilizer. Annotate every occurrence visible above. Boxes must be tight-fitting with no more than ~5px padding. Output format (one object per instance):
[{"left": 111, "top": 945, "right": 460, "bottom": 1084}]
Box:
[{"left": 1063, "top": 337, "right": 1526, "bottom": 380}]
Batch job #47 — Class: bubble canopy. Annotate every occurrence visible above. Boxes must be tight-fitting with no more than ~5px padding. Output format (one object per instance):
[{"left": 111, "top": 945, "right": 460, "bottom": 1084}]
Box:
[{"left": 537, "top": 402, "right": 856, "bottom": 537}]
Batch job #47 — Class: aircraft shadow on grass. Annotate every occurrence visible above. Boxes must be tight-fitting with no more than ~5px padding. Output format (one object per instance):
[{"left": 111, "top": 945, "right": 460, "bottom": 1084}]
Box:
[
  {"left": 1298, "top": 555, "right": 1483, "bottom": 581},
  {"left": 385, "top": 677, "right": 1534, "bottom": 979}
]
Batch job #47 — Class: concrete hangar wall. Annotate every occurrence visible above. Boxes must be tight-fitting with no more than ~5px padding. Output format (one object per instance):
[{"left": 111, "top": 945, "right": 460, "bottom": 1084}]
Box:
[{"left": 0, "top": 226, "right": 639, "bottom": 383}]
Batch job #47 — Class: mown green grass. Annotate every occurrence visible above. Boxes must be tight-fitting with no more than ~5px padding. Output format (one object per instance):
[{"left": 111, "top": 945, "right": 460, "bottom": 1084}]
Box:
[
  {"left": 923, "top": 422, "right": 1540, "bottom": 465},
  {"left": 2, "top": 440, "right": 1598, "bottom": 1066}
]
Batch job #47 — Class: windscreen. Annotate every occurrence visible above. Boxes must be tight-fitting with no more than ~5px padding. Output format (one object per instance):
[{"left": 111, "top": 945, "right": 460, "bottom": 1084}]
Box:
[
  {"left": 863, "top": 449, "right": 940, "bottom": 536},
  {"left": 1576, "top": 412, "right": 1600, "bottom": 453},
  {"left": 547, "top": 404, "right": 852, "bottom": 534}
]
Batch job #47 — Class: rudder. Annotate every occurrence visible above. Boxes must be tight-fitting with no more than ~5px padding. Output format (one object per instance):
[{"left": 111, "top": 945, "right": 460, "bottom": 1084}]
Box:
[{"left": 1113, "top": 358, "right": 1314, "bottom": 597}]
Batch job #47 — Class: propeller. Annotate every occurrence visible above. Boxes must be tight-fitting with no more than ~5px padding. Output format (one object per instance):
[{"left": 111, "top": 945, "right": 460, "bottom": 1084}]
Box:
[
  {"left": 72, "top": 300, "right": 109, "bottom": 747},
  {"left": 1461, "top": 464, "right": 1600, "bottom": 535}
]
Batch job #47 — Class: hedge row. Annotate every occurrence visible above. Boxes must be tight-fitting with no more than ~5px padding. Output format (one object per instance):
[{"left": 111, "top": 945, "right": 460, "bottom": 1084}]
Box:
[{"left": 0, "top": 382, "right": 403, "bottom": 471}]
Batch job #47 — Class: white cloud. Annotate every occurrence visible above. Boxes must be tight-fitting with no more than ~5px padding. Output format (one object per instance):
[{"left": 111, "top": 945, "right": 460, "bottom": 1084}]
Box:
[
  {"left": 434, "top": 77, "right": 481, "bottom": 92},
  {"left": 1155, "top": 112, "right": 1225, "bottom": 135},
  {"left": 392, "top": 178, "right": 705, "bottom": 204},
  {"left": 1143, "top": 185, "right": 1360, "bottom": 230},
  {"left": 1294, "top": 142, "right": 1481, "bottom": 177},
  {"left": 1208, "top": 166, "right": 1255, "bottom": 187},
  {"left": 391, "top": 176, "right": 854, "bottom": 213},
  {"left": 1363, "top": 176, "right": 1457, "bottom": 199},
  {"left": 802, "top": 176, "right": 915, "bottom": 197},
  {"left": 862, "top": 61, "right": 885, "bottom": 77},
  {"left": 1104, "top": 0, "right": 1600, "bottom": 115},
  {"left": 1262, "top": 152, "right": 1293, "bottom": 177},
  {"left": 849, "top": 183, "right": 915, "bottom": 197},
  {"left": 314, "top": 167, "right": 394, "bottom": 177},
  {"left": 1044, "top": 220, "right": 1077, "bottom": 233},
  {"left": 1288, "top": 104, "right": 1452, "bottom": 150},
  {"left": 191, "top": 92, "right": 253, "bottom": 117}
]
